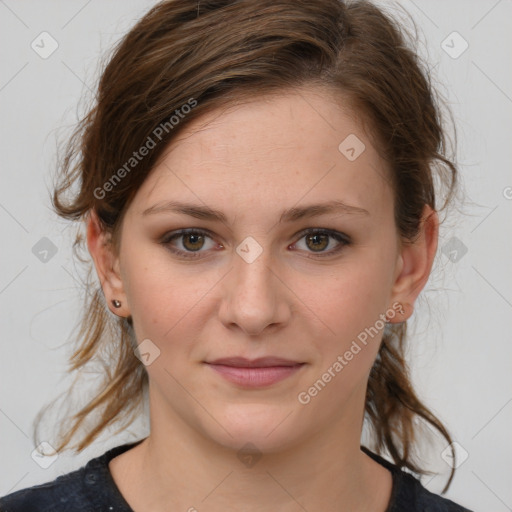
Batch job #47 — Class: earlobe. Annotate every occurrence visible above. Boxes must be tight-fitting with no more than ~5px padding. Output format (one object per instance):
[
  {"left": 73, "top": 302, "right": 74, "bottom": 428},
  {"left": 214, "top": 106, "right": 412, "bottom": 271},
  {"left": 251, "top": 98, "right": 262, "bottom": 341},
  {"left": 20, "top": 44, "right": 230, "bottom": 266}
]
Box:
[
  {"left": 387, "top": 205, "right": 439, "bottom": 323},
  {"left": 86, "top": 209, "right": 129, "bottom": 318}
]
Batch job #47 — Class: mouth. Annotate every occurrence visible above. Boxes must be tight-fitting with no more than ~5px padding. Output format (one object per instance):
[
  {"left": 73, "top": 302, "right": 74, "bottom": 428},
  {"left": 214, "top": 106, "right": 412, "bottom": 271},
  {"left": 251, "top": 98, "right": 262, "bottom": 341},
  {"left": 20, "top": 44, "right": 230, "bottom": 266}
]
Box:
[
  {"left": 206, "top": 356, "right": 303, "bottom": 367},
  {"left": 204, "top": 357, "right": 306, "bottom": 387}
]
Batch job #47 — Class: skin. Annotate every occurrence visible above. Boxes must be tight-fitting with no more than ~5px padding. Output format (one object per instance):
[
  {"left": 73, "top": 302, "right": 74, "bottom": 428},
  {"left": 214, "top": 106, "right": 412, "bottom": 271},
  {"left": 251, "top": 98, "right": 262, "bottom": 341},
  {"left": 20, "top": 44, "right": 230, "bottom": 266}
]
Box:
[{"left": 87, "top": 86, "right": 438, "bottom": 512}]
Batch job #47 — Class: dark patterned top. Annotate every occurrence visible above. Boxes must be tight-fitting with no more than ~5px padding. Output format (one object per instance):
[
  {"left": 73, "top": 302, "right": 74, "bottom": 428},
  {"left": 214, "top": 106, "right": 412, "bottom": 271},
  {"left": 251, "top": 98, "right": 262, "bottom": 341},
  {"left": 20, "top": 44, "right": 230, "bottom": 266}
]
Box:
[{"left": 0, "top": 440, "right": 474, "bottom": 511}]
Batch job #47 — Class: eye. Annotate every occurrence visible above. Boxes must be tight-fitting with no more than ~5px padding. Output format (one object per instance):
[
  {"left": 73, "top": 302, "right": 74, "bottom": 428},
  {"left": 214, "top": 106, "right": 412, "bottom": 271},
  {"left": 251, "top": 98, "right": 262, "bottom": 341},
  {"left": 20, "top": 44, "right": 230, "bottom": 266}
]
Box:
[
  {"left": 161, "top": 229, "right": 219, "bottom": 259},
  {"left": 291, "top": 228, "right": 351, "bottom": 258}
]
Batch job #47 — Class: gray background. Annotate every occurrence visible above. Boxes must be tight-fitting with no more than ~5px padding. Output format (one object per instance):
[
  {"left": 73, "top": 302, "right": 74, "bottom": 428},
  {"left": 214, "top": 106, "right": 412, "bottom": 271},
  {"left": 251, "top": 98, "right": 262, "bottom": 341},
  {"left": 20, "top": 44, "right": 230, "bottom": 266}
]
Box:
[{"left": 1, "top": 1, "right": 511, "bottom": 510}]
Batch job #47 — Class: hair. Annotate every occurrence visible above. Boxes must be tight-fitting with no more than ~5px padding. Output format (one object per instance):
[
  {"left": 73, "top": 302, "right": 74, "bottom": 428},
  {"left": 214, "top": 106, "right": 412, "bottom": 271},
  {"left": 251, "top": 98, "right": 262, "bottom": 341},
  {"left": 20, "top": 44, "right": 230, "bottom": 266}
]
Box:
[{"left": 38, "top": 0, "right": 461, "bottom": 493}]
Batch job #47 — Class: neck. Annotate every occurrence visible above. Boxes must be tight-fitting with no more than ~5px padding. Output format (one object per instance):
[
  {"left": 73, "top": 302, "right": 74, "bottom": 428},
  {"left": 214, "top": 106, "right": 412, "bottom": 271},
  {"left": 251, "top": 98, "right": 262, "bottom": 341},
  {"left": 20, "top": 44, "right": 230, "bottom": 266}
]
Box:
[{"left": 110, "top": 382, "right": 392, "bottom": 512}]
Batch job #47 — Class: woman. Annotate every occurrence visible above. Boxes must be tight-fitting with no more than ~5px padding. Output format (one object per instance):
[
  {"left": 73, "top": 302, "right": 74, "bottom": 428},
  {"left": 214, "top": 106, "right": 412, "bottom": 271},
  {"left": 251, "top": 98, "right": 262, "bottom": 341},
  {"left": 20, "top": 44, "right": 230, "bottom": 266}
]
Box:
[{"left": 0, "top": 0, "right": 473, "bottom": 510}]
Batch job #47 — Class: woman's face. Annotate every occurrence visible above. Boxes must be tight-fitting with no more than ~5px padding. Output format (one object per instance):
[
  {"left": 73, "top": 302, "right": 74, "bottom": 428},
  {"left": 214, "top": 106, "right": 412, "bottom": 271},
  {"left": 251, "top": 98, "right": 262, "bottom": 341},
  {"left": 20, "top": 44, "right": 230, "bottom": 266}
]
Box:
[{"left": 93, "top": 87, "right": 432, "bottom": 454}]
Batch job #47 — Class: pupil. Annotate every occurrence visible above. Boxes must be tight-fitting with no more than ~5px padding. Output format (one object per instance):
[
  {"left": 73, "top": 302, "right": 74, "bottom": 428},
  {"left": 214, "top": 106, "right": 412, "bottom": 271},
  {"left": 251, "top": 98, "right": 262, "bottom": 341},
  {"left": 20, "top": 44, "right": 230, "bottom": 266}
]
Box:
[
  {"left": 185, "top": 234, "right": 203, "bottom": 251},
  {"left": 308, "top": 233, "right": 327, "bottom": 251}
]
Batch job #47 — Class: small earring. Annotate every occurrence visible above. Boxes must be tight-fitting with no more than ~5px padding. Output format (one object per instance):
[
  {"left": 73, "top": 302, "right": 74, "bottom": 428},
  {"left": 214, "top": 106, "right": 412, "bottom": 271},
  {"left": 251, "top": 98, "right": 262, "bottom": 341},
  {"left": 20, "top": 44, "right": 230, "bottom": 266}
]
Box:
[
  {"left": 112, "top": 299, "right": 122, "bottom": 308},
  {"left": 384, "top": 302, "right": 407, "bottom": 322},
  {"left": 402, "top": 302, "right": 411, "bottom": 316}
]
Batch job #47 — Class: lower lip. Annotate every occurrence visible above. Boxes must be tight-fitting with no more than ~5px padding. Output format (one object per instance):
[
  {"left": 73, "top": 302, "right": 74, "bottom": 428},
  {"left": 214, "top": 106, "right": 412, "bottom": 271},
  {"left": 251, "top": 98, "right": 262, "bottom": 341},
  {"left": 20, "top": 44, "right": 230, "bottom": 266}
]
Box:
[{"left": 206, "top": 363, "right": 304, "bottom": 387}]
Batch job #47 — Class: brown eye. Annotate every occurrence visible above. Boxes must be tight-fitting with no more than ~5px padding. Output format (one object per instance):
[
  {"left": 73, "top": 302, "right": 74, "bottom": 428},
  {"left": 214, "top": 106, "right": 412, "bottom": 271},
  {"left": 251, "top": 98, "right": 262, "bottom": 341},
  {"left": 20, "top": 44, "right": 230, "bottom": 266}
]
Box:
[
  {"left": 293, "top": 229, "right": 351, "bottom": 258},
  {"left": 161, "top": 229, "right": 218, "bottom": 259},
  {"left": 305, "top": 232, "right": 329, "bottom": 252},
  {"left": 182, "top": 232, "right": 206, "bottom": 251}
]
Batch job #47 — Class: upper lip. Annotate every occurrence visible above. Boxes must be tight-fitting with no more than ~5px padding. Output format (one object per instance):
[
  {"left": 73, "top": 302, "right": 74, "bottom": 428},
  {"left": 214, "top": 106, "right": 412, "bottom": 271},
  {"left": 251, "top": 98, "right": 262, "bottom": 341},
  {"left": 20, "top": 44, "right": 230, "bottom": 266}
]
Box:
[{"left": 206, "top": 357, "right": 303, "bottom": 368}]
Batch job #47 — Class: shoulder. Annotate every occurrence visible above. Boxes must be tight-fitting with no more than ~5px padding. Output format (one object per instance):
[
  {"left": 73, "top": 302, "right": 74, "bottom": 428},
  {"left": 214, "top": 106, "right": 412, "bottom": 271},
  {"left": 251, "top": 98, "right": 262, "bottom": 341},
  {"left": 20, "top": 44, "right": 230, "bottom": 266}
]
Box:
[
  {"left": 0, "top": 441, "right": 142, "bottom": 512},
  {"left": 361, "top": 446, "right": 474, "bottom": 512},
  {"left": 0, "top": 467, "right": 90, "bottom": 512},
  {"left": 394, "top": 470, "right": 474, "bottom": 512}
]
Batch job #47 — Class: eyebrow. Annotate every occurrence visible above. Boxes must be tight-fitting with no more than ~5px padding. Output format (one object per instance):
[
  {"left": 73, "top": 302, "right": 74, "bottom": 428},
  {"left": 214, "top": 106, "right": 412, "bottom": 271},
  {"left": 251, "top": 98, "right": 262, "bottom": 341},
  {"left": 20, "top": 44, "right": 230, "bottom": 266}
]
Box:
[{"left": 141, "top": 199, "right": 370, "bottom": 223}]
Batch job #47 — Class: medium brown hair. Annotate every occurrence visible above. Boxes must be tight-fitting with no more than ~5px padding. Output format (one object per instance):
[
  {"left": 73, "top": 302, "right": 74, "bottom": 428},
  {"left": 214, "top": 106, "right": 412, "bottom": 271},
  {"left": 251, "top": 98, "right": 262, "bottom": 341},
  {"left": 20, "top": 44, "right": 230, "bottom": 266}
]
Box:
[{"left": 38, "top": 0, "right": 460, "bottom": 493}]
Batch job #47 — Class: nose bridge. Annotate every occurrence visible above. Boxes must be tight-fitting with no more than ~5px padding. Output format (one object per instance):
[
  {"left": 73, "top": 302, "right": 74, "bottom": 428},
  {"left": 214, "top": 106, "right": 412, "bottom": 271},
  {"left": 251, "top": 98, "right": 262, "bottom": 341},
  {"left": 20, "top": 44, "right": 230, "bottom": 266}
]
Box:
[
  {"left": 236, "top": 240, "right": 274, "bottom": 292},
  {"left": 234, "top": 235, "right": 276, "bottom": 306}
]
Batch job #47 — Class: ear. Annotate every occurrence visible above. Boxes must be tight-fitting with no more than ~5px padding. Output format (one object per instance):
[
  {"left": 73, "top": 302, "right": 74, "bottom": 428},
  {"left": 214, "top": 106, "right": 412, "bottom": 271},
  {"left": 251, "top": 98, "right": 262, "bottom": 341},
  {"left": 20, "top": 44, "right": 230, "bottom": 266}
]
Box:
[
  {"left": 387, "top": 204, "right": 439, "bottom": 323},
  {"left": 86, "top": 209, "right": 130, "bottom": 318}
]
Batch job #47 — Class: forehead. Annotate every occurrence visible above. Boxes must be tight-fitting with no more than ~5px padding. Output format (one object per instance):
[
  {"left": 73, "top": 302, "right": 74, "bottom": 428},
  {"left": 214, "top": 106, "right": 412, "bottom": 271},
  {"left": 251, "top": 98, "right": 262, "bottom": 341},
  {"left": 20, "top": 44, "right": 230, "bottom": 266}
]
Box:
[{"left": 131, "top": 87, "right": 393, "bottom": 222}]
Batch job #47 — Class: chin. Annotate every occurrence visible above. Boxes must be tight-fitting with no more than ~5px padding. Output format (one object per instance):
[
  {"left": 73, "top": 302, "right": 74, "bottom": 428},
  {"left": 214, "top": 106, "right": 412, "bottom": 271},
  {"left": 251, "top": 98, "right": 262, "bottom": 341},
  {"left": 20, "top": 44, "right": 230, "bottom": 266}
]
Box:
[{"left": 204, "top": 403, "right": 303, "bottom": 454}]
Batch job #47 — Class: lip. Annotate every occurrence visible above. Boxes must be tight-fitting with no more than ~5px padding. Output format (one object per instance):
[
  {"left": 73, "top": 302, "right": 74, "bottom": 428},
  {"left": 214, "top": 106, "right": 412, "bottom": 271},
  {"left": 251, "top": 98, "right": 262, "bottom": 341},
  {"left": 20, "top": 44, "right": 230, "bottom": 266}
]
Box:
[
  {"left": 204, "top": 357, "right": 305, "bottom": 388},
  {"left": 207, "top": 356, "right": 302, "bottom": 368}
]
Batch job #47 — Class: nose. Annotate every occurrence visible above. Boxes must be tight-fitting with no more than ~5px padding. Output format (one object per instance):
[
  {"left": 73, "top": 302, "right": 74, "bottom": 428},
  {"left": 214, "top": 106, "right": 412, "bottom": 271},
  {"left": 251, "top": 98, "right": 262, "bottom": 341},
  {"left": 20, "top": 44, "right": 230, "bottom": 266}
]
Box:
[{"left": 218, "top": 243, "right": 291, "bottom": 336}]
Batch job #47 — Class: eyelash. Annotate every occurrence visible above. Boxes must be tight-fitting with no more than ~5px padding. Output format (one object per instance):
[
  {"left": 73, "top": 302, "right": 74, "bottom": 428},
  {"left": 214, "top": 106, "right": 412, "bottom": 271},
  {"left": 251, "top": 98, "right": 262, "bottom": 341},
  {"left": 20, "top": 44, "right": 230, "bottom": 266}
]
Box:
[{"left": 160, "top": 228, "right": 351, "bottom": 260}]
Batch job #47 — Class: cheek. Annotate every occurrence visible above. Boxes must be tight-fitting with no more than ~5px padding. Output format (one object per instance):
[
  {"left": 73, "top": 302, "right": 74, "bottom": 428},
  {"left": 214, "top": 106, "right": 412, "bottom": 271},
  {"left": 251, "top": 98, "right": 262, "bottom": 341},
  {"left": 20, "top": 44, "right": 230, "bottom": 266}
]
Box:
[
  {"left": 121, "top": 250, "right": 194, "bottom": 338},
  {"left": 294, "top": 268, "right": 390, "bottom": 414},
  {"left": 298, "top": 251, "right": 395, "bottom": 376},
  {"left": 122, "top": 250, "right": 224, "bottom": 361},
  {"left": 307, "top": 262, "right": 391, "bottom": 336}
]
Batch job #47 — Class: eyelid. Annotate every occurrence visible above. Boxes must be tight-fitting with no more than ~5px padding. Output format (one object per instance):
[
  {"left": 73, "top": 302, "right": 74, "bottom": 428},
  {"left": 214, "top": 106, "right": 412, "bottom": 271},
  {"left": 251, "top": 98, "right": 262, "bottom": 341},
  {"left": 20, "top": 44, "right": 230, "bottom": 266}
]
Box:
[
  {"left": 291, "top": 228, "right": 351, "bottom": 258},
  {"left": 160, "top": 228, "right": 220, "bottom": 259},
  {"left": 293, "top": 227, "right": 351, "bottom": 244}
]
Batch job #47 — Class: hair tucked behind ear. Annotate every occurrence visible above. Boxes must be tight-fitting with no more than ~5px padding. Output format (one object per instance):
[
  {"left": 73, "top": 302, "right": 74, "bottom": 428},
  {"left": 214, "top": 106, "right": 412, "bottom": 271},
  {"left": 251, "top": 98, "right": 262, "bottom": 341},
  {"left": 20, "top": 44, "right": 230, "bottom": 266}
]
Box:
[{"left": 36, "top": 0, "right": 460, "bottom": 494}]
